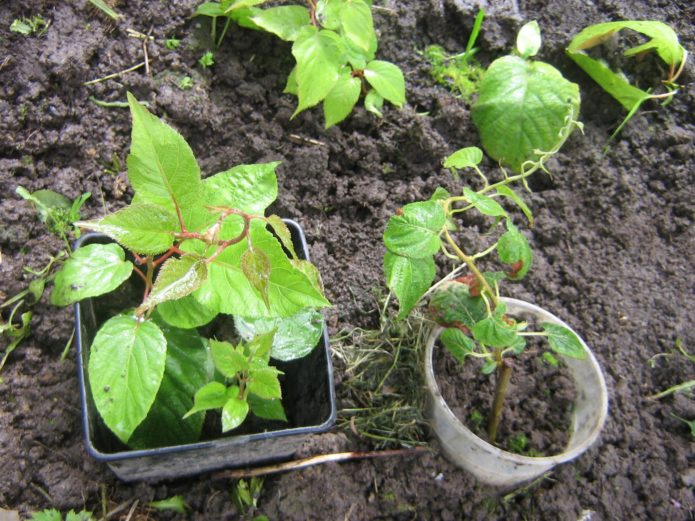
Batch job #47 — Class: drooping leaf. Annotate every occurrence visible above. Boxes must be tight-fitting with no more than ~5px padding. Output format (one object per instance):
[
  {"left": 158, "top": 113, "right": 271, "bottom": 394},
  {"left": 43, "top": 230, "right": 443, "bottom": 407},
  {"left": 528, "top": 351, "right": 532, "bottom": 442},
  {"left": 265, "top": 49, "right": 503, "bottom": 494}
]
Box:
[
  {"left": 463, "top": 187, "right": 507, "bottom": 218},
  {"left": 291, "top": 27, "right": 345, "bottom": 116},
  {"left": 323, "top": 72, "right": 362, "bottom": 128},
  {"left": 440, "top": 327, "right": 477, "bottom": 363},
  {"left": 364, "top": 60, "right": 405, "bottom": 107},
  {"left": 443, "top": 146, "right": 483, "bottom": 170},
  {"left": 156, "top": 295, "right": 217, "bottom": 329},
  {"left": 184, "top": 381, "right": 229, "bottom": 418},
  {"left": 542, "top": 322, "right": 586, "bottom": 359},
  {"left": 211, "top": 339, "right": 249, "bottom": 378},
  {"left": 88, "top": 315, "right": 167, "bottom": 443},
  {"left": 51, "top": 243, "right": 133, "bottom": 306},
  {"left": 249, "top": 6, "right": 310, "bottom": 41},
  {"left": 242, "top": 246, "right": 272, "bottom": 308},
  {"left": 428, "top": 282, "right": 486, "bottom": 330},
  {"left": 247, "top": 394, "right": 287, "bottom": 421},
  {"left": 126, "top": 93, "right": 202, "bottom": 215},
  {"left": 472, "top": 56, "right": 580, "bottom": 172},
  {"left": 339, "top": 0, "right": 376, "bottom": 55},
  {"left": 495, "top": 186, "right": 534, "bottom": 226},
  {"left": 383, "top": 201, "right": 446, "bottom": 258},
  {"left": 384, "top": 252, "right": 436, "bottom": 318},
  {"left": 235, "top": 307, "right": 323, "bottom": 361},
  {"left": 204, "top": 162, "right": 279, "bottom": 215},
  {"left": 129, "top": 325, "right": 210, "bottom": 448},
  {"left": 138, "top": 255, "right": 207, "bottom": 312},
  {"left": 516, "top": 20, "right": 542, "bottom": 58},
  {"left": 472, "top": 313, "right": 518, "bottom": 349},
  {"left": 497, "top": 220, "right": 532, "bottom": 279},
  {"left": 222, "top": 394, "right": 250, "bottom": 432},
  {"left": 364, "top": 89, "right": 384, "bottom": 117},
  {"left": 76, "top": 203, "right": 179, "bottom": 255},
  {"left": 247, "top": 367, "right": 282, "bottom": 400}
]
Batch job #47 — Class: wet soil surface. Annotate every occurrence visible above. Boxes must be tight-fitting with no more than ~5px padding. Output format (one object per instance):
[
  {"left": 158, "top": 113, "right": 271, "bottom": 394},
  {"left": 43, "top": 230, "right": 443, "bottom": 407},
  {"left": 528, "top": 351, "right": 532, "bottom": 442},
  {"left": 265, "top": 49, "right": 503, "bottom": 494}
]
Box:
[{"left": 2, "top": 0, "right": 695, "bottom": 519}]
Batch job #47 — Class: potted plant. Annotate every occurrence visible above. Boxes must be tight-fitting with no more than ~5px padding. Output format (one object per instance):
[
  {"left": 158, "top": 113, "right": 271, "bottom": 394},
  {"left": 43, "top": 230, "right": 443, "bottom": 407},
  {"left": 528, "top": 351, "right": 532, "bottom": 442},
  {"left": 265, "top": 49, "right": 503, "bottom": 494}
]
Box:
[{"left": 51, "top": 93, "right": 336, "bottom": 481}]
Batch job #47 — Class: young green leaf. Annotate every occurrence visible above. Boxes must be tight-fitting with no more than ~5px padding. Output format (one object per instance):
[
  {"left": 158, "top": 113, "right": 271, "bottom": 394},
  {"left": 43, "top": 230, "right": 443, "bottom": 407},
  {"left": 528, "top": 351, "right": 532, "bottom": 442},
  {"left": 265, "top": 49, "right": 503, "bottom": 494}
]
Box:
[
  {"left": 211, "top": 339, "right": 249, "bottom": 377},
  {"left": 235, "top": 308, "right": 324, "bottom": 361},
  {"left": 76, "top": 203, "right": 179, "bottom": 255},
  {"left": 429, "top": 282, "right": 486, "bottom": 330},
  {"left": 383, "top": 201, "right": 446, "bottom": 258},
  {"left": 222, "top": 393, "right": 250, "bottom": 432},
  {"left": 284, "top": 66, "right": 298, "bottom": 95},
  {"left": 291, "top": 259, "right": 325, "bottom": 294},
  {"left": 51, "top": 243, "right": 133, "bottom": 306},
  {"left": 249, "top": 6, "right": 310, "bottom": 41},
  {"left": 364, "top": 89, "right": 384, "bottom": 117},
  {"left": 495, "top": 186, "right": 534, "bottom": 226},
  {"left": 242, "top": 246, "right": 272, "bottom": 308},
  {"left": 364, "top": 60, "right": 405, "bottom": 107},
  {"left": 88, "top": 315, "right": 167, "bottom": 443},
  {"left": 516, "top": 20, "right": 541, "bottom": 58},
  {"left": 338, "top": 0, "right": 376, "bottom": 55},
  {"left": 266, "top": 215, "right": 298, "bottom": 259},
  {"left": 148, "top": 496, "right": 188, "bottom": 515},
  {"left": 126, "top": 93, "right": 202, "bottom": 214},
  {"left": 194, "top": 2, "right": 226, "bottom": 17},
  {"left": 443, "top": 146, "right": 483, "bottom": 170},
  {"left": 440, "top": 327, "right": 477, "bottom": 363},
  {"left": 138, "top": 255, "right": 208, "bottom": 312},
  {"left": 156, "top": 295, "right": 217, "bottom": 329},
  {"left": 472, "top": 314, "right": 519, "bottom": 349},
  {"left": 291, "top": 27, "right": 345, "bottom": 116},
  {"left": 204, "top": 161, "right": 279, "bottom": 215},
  {"left": 541, "top": 322, "right": 586, "bottom": 359},
  {"left": 324, "top": 72, "right": 362, "bottom": 128},
  {"left": 246, "top": 329, "right": 276, "bottom": 361},
  {"left": 472, "top": 56, "right": 580, "bottom": 173},
  {"left": 247, "top": 367, "right": 282, "bottom": 400},
  {"left": 384, "top": 251, "right": 436, "bottom": 318},
  {"left": 184, "top": 381, "right": 229, "bottom": 418},
  {"left": 463, "top": 187, "right": 506, "bottom": 217},
  {"left": 497, "top": 220, "right": 532, "bottom": 279},
  {"left": 247, "top": 394, "right": 287, "bottom": 422}
]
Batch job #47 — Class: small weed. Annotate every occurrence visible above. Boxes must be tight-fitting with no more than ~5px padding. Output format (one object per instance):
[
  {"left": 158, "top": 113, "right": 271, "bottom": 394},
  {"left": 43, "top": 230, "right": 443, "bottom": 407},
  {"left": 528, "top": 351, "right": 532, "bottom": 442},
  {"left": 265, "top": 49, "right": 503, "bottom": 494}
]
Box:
[
  {"left": 29, "top": 509, "right": 94, "bottom": 521},
  {"left": 148, "top": 495, "right": 188, "bottom": 514},
  {"left": 10, "top": 15, "right": 49, "bottom": 37},
  {"left": 198, "top": 51, "right": 215, "bottom": 68},
  {"left": 233, "top": 477, "right": 264, "bottom": 513},
  {"left": 178, "top": 75, "right": 194, "bottom": 90},
  {"left": 469, "top": 409, "right": 484, "bottom": 431},
  {"left": 165, "top": 37, "right": 181, "bottom": 50}
]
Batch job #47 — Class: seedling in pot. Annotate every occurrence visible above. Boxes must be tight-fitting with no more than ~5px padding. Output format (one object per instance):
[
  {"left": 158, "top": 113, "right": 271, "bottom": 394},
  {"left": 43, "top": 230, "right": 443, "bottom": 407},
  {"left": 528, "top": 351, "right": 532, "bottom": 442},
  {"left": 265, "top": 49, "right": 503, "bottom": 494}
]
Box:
[
  {"left": 382, "top": 145, "right": 586, "bottom": 443},
  {"left": 472, "top": 21, "right": 582, "bottom": 173},
  {"left": 50, "top": 93, "right": 329, "bottom": 448},
  {"left": 567, "top": 20, "right": 687, "bottom": 142},
  {"left": 194, "top": 0, "right": 405, "bottom": 128}
]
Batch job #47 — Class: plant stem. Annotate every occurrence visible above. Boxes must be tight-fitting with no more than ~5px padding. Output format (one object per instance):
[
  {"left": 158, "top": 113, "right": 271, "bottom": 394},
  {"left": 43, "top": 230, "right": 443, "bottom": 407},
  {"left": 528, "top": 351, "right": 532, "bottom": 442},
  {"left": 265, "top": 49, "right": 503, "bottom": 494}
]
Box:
[
  {"left": 442, "top": 228, "right": 498, "bottom": 307},
  {"left": 487, "top": 356, "right": 513, "bottom": 443}
]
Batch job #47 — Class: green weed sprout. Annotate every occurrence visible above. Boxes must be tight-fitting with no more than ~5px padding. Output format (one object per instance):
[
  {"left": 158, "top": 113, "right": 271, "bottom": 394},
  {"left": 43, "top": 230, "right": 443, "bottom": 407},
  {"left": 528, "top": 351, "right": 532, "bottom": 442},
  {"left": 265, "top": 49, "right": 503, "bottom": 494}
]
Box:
[
  {"left": 383, "top": 146, "right": 586, "bottom": 442},
  {"left": 194, "top": 0, "right": 405, "bottom": 128},
  {"left": 567, "top": 20, "right": 687, "bottom": 142}
]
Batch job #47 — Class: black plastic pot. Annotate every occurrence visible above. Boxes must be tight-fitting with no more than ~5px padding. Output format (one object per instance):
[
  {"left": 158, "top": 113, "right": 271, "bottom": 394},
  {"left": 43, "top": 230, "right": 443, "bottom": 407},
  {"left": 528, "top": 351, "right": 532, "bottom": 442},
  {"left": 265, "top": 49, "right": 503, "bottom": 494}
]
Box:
[{"left": 74, "top": 219, "right": 336, "bottom": 481}]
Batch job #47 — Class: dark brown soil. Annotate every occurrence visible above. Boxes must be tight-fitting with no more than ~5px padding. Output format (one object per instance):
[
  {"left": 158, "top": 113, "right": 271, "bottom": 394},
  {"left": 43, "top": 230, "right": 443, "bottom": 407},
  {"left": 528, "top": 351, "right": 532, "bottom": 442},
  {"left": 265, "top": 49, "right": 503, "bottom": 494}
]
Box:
[{"left": 2, "top": 0, "right": 695, "bottom": 519}]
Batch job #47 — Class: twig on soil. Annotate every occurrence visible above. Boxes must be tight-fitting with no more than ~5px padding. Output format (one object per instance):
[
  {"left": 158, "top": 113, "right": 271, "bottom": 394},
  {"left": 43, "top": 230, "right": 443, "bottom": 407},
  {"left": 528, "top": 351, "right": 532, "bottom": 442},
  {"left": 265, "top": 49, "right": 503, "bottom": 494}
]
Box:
[
  {"left": 211, "top": 447, "right": 428, "bottom": 480},
  {"left": 123, "top": 499, "right": 139, "bottom": 521},
  {"left": 288, "top": 134, "right": 327, "bottom": 147},
  {"left": 29, "top": 483, "right": 53, "bottom": 504},
  {"left": 0, "top": 56, "right": 11, "bottom": 73},
  {"left": 83, "top": 62, "right": 146, "bottom": 86},
  {"left": 648, "top": 380, "right": 695, "bottom": 400}
]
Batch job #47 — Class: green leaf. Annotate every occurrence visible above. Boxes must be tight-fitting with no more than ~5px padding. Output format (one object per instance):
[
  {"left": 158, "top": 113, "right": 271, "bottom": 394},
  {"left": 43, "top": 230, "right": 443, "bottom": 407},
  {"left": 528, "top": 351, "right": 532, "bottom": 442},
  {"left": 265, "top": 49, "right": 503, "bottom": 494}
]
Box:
[
  {"left": 211, "top": 339, "right": 249, "bottom": 377},
  {"left": 364, "top": 60, "right": 405, "bottom": 107},
  {"left": 463, "top": 187, "right": 507, "bottom": 218},
  {"left": 148, "top": 496, "right": 188, "bottom": 514},
  {"left": 204, "top": 161, "right": 279, "bottom": 215},
  {"left": 429, "top": 282, "right": 486, "bottom": 330},
  {"left": 266, "top": 215, "right": 297, "bottom": 258},
  {"left": 323, "top": 72, "right": 361, "bottom": 128},
  {"left": 245, "top": 330, "right": 275, "bottom": 362},
  {"left": 235, "top": 308, "right": 324, "bottom": 361},
  {"left": 185, "top": 381, "right": 229, "bottom": 417},
  {"left": 497, "top": 220, "right": 532, "bottom": 279},
  {"left": 126, "top": 93, "right": 202, "bottom": 214},
  {"left": 542, "top": 322, "right": 586, "bottom": 359},
  {"left": 51, "top": 243, "right": 133, "bottom": 306},
  {"left": 291, "top": 27, "right": 345, "bottom": 116},
  {"left": 76, "top": 204, "right": 178, "bottom": 255},
  {"left": 242, "top": 246, "right": 272, "bottom": 308},
  {"left": 156, "top": 295, "right": 217, "bottom": 329},
  {"left": 339, "top": 0, "right": 376, "bottom": 55},
  {"left": 194, "top": 2, "right": 226, "bottom": 16},
  {"left": 248, "top": 394, "right": 287, "bottom": 421},
  {"left": 284, "top": 66, "right": 298, "bottom": 95},
  {"left": 16, "top": 187, "right": 70, "bottom": 223},
  {"left": 222, "top": 394, "right": 250, "bottom": 432},
  {"left": 472, "top": 55, "right": 580, "bottom": 173},
  {"left": 291, "top": 259, "right": 324, "bottom": 294},
  {"left": 129, "top": 325, "right": 210, "bottom": 448},
  {"left": 249, "top": 6, "right": 310, "bottom": 41},
  {"left": 224, "top": 0, "right": 266, "bottom": 13},
  {"left": 195, "top": 221, "right": 329, "bottom": 317},
  {"left": 364, "top": 89, "right": 383, "bottom": 117},
  {"left": 443, "top": 146, "right": 483, "bottom": 170},
  {"left": 248, "top": 367, "right": 282, "bottom": 400},
  {"left": 315, "top": 0, "right": 341, "bottom": 30},
  {"left": 516, "top": 20, "right": 541, "bottom": 58},
  {"left": 472, "top": 314, "right": 518, "bottom": 349},
  {"left": 88, "top": 315, "right": 167, "bottom": 443},
  {"left": 138, "top": 255, "right": 208, "bottom": 312},
  {"left": 384, "top": 252, "right": 436, "bottom": 318},
  {"left": 495, "top": 186, "right": 534, "bottom": 226},
  {"left": 440, "top": 327, "right": 477, "bottom": 363},
  {"left": 383, "top": 201, "right": 445, "bottom": 258}
]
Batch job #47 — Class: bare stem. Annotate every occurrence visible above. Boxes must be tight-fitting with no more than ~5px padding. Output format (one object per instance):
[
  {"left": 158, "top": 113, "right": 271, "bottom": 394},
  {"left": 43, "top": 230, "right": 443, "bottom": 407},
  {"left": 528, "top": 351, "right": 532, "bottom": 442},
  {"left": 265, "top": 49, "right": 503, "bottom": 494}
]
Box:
[
  {"left": 442, "top": 228, "right": 498, "bottom": 307},
  {"left": 487, "top": 356, "right": 513, "bottom": 443}
]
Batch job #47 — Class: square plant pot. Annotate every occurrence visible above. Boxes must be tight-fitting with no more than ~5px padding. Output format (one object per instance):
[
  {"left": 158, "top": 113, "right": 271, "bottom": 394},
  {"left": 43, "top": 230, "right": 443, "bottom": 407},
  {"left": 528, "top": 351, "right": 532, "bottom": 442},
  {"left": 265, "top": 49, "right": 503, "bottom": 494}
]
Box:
[{"left": 74, "top": 219, "right": 336, "bottom": 482}]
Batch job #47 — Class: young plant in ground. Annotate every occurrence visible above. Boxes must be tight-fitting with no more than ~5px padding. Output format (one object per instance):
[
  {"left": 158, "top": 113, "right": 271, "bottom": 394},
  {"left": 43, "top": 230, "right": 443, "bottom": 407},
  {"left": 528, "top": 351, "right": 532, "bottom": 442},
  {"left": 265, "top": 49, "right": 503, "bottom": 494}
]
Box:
[
  {"left": 383, "top": 145, "right": 586, "bottom": 443},
  {"left": 472, "top": 21, "right": 582, "bottom": 173},
  {"left": 194, "top": 0, "right": 405, "bottom": 128},
  {"left": 423, "top": 9, "right": 485, "bottom": 102},
  {"left": 50, "top": 93, "right": 329, "bottom": 447},
  {"left": 567, "top": 20, "right": 687, "bottom": 142},
  {"left": 10, "top": 15, "right": 49, "bottom": 36}
]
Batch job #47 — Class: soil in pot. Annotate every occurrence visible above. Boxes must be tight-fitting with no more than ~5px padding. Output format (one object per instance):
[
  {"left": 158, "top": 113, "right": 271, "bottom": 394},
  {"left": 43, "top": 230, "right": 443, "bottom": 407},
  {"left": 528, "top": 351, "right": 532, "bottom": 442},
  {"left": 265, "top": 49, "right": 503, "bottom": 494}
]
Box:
[{"left": 432, "top": 338, "right": 578, "bottom": 456}]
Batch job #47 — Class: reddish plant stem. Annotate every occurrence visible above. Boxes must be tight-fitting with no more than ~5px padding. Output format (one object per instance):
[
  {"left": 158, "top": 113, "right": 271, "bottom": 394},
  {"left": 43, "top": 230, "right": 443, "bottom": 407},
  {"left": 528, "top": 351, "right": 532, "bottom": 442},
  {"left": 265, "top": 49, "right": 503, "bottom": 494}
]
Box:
[
  {"left": 206, "top": 216, "right": 251, "bottom": 264},
  {"left": 151, "top": 244, "right": 185, "bottom": 268},
  {"left": 307, "top": 0, "right": 318, "bottom": 26},
  {"left": 487, "top": 356, "right": 513, "bottom": 443},
  {"left": 132, "top": 265, "right": 148, "bottom": 285}
]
